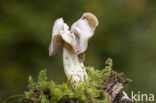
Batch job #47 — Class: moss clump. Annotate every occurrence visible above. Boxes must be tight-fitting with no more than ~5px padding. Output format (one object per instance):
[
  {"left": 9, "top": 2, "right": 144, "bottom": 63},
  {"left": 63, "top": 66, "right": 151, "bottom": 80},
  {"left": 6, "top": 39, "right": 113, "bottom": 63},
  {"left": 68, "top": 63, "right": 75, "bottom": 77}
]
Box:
[{"left": 22, "top": 58, "right": 131, "bottom": 103}]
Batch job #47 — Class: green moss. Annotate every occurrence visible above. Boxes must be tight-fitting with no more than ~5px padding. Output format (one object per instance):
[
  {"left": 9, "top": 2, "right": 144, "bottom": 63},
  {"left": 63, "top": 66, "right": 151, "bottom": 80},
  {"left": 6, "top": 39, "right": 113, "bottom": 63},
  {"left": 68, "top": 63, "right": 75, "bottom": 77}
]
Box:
[{"left": 22, "top": 58, "right": 130, "bottom": 103}]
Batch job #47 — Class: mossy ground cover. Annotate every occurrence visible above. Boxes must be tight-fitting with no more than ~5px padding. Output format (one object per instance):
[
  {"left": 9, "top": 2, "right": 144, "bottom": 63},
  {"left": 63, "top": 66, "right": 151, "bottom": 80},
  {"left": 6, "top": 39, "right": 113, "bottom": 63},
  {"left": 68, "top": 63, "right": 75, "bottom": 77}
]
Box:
[{"left": 21, "top": 58, "right": 131, "bottom": 103}]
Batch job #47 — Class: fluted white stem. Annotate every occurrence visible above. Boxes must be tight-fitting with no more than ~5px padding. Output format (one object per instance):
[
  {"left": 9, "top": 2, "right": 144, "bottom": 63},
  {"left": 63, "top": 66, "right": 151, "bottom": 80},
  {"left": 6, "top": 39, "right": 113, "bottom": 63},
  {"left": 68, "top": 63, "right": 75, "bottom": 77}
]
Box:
[{"left": 63, "top": 47, "right": 88, "bottom": 83}]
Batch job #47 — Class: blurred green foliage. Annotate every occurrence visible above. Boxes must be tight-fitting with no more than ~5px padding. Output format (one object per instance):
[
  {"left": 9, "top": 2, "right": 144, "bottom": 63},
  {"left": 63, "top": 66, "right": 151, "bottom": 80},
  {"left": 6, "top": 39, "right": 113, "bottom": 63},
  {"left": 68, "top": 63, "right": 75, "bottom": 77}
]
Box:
[{"left": 0, "top": 0, "right": 156, "bottom": 103}]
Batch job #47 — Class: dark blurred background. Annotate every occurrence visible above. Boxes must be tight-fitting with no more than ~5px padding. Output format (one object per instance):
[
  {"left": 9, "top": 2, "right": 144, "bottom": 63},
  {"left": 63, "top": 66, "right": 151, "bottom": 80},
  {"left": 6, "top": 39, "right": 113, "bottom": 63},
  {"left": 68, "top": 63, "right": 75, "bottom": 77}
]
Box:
[{"left": 0, "top": 0, "right": 156, "bottom": 102}]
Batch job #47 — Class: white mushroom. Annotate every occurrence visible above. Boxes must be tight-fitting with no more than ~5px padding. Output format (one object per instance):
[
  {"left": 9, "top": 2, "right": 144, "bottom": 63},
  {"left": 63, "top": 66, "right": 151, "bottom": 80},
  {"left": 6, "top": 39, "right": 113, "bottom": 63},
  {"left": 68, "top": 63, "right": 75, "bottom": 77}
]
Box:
[{"left": 49, "top": 13, "right": 98, "bottom": 83}]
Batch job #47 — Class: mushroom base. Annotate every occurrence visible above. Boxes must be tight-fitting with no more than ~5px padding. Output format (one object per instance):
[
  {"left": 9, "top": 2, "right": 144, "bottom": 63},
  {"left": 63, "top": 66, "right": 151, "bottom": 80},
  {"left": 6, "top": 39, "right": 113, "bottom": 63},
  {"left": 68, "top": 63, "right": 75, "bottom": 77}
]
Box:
[{"left": 63, "top": 47, "right": 88, "bottom": 83}]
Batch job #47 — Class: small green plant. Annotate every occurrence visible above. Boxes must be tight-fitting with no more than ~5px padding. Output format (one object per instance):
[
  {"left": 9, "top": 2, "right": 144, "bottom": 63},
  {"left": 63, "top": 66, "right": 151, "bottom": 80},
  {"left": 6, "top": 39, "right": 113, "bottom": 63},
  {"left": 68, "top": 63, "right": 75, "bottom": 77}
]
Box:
[{"left": 21, "top": 58, "right": 131, "bottom": 103}]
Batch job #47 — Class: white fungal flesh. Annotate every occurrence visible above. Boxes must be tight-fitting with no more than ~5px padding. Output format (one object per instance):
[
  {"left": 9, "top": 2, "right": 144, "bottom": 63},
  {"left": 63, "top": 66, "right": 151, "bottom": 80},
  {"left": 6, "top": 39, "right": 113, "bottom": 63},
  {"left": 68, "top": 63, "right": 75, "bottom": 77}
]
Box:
[
  {"left": 63, "top": 47, "right": 88, "bottom": 83},
  {"left": 49, "top": 18, "right": 70, "bottom": 56},
  {"left": 49, "top": 13, "right": 98, "bottom": 83},
  {"left": 71, "top": 19, "right": 94, "bottom": 54},
  {"left": 49, "top": 18, "right": 88, "bottom": 83}
]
